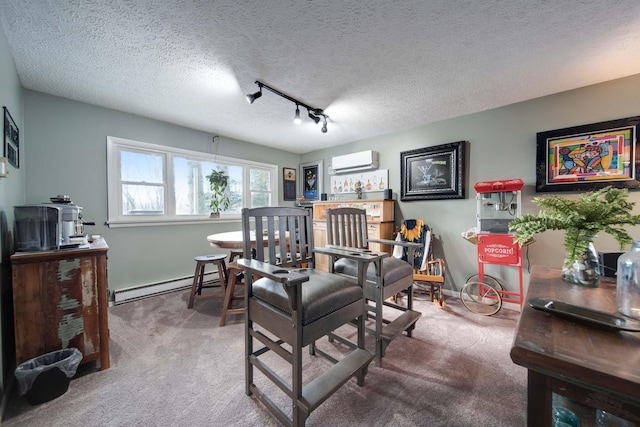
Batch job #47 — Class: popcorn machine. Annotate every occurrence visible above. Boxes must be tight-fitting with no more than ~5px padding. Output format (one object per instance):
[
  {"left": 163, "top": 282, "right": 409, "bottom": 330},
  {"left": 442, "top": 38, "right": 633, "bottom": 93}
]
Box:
[{"left": 462, "top": 179, "right": 525, "bottom": 315}]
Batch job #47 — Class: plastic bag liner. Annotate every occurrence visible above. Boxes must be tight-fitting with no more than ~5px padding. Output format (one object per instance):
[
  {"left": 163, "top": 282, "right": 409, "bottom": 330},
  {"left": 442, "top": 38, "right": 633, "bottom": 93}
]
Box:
[{"left": 15, "top": 348, "right": 82, "bottom": 396}]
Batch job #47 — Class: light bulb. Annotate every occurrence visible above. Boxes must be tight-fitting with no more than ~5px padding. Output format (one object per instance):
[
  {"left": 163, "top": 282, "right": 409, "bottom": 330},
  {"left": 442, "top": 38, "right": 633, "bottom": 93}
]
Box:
[{"left": 294, "top": 106, "right": 301, "bottom": 124}]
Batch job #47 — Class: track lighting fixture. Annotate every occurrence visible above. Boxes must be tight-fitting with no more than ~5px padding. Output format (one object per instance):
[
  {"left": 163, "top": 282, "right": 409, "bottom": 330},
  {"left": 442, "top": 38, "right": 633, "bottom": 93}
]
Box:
[
  {"left": 294, "top": 105, "right": 301, "bottom": 124},
  {"left": 307, "top": 109, "right": 321, "bottom": 124},
  {"left": 246, "top": 80, "right": 329, "bottom": 133},
  {"left": 246, "top": 82, "right": 263, "bottom": 104}
]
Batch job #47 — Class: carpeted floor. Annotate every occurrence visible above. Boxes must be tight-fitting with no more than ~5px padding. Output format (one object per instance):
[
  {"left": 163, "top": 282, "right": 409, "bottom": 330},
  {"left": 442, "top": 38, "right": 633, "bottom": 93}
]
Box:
[{"left": 1, "top": 290, "right": 527, "bottom": 426}]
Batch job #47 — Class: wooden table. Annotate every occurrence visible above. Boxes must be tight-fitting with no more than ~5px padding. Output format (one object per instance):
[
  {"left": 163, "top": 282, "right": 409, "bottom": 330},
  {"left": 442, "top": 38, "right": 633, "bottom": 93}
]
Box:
[
  {"left": 207, "top": 231, "right": 246, "bottom": 250},
  {"left": 510, "top": 265, "right": 640, "bottom": 426},
  {"left": 207, "top": 231, "right": 286, "bottom": 250}
]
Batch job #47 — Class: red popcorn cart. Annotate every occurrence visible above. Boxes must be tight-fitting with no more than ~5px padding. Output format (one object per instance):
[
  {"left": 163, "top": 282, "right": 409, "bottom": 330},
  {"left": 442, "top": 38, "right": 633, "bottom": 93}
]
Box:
[{"left": 462, "top": 179, "right": 526, "bottom": 315}]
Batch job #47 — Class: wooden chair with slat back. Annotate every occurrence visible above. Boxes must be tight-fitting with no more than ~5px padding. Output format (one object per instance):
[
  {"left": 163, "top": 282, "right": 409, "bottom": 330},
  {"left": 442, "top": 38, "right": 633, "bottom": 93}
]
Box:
[
  {"left": 237, "top": 206, "right": 375, "bottom": 427},
  {"left": 325, "top": 207, "right": 423, "bottom": 367},
  {"left": 392, "top": 219, "right": 447, "bottom": 308}
]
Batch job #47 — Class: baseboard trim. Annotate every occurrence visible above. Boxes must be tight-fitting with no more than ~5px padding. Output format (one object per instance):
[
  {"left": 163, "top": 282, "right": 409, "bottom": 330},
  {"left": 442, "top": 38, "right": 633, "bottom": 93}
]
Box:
[{"left": 112, "top": 272, "right": 218, "bottom": 305}]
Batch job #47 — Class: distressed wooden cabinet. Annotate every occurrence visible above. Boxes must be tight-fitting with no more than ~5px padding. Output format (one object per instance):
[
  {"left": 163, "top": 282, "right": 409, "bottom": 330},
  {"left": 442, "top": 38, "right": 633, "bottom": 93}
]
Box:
[
  {"left": 11, "top": 239, "right": 110, "bottom": 369},
  {"left": 312, "top": 199, "right": 395, "bottom": 271}
]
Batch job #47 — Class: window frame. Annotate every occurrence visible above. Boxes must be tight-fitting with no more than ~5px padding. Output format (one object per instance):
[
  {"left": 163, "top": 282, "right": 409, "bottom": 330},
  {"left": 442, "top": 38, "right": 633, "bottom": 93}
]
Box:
[{"left": 106, "top": 136, "right": 278, "bottom": 228}]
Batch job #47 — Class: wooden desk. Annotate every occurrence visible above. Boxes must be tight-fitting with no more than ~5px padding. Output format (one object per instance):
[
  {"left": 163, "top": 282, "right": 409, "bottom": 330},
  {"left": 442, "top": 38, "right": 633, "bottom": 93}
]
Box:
[{"left": 510, "top": 265, "right": 640, "bottom": 426}]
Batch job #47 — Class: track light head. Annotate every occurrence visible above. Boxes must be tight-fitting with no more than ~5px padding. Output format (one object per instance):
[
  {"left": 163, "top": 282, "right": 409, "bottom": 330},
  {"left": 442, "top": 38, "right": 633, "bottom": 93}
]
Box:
[
  {"left": 321, "top": 117, "right": 328, "bottom": 133},
  {"left": 307, "top": 109, "right": 321, "bottom": 124},
  {"left": 294, "top": 105, "right": 301, "bottom": 124},
  {"left": 246, "top": 89, "right": 262, "bottom": 104}
]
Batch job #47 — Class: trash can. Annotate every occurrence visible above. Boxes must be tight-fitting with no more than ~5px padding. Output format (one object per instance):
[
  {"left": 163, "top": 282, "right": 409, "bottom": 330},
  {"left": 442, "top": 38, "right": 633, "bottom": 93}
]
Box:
[{"left": 14, "top": 348, "right": 82, "bottom": 405}]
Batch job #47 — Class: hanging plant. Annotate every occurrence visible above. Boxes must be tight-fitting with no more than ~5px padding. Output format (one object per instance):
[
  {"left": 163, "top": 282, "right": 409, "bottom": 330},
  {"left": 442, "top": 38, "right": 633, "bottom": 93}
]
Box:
[{"left": 206, "top": 169, "right": 231, "bottom": 216}]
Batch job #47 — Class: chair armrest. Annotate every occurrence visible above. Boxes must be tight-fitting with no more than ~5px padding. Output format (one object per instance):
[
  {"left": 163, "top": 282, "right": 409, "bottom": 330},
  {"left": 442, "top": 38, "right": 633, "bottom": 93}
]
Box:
[
  {"left": 314, "top": 245, "right": 389, "bottom": 262},
  {"left": 237, "top": 258, "right": 309, "bottom": 286},
  {"left": 427, "top": 258, "right": 446, "bottom": 276},
  {"left": 368, "top": 238, "right": 421, "bottom": 263},
  {"left": 367, "top": 238, "right": 422, "bottom": 250},
  {"left": 315, "top": 246, "right": 388, "bottom": 286}
]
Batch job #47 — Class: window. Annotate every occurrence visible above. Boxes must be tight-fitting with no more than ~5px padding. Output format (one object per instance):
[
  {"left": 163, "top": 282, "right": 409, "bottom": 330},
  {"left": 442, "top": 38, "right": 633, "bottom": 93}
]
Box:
[{"left": 107, "top": 136, "right": 277, "bottom": 227}]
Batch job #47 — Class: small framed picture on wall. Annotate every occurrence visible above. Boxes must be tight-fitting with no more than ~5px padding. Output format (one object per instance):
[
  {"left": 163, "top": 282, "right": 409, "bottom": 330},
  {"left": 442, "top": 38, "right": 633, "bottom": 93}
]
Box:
[
  {"left": 299, "top": 160, "right": 323, "bottom": 201},
  {"left": 283, "top": 167, "right": 297, "bottom": 201},
  {"left": 3, "top": 106, "right": 19, "bottom": 168}
]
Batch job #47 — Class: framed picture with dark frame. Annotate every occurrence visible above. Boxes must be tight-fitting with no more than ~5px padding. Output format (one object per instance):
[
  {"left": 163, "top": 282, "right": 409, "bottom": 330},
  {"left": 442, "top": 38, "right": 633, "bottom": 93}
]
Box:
[
  {"left": 299, "top": 160, "right": 323, "bottom": 201},
  {"left": 283, "top": 167, "right": 297, "bottom": 201},
  {"left": 400, "top": 141, "right": 466, "bottom": 201},
  {"left": 3, "top": 106, "right": 19, "bottom": 168},
  {"left": 536, "top": 116, "right": 640, "bottom": 192}
]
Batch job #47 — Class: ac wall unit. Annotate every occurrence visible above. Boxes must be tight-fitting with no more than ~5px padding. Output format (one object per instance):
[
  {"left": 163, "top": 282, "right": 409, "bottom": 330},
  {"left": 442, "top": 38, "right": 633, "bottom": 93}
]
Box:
[{"left": 331, "top": 150, "right": 379, "bottom": 173}]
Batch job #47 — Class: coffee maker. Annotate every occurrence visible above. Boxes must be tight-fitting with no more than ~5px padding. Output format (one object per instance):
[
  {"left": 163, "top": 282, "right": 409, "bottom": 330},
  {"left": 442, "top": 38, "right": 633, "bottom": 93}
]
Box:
[{"left": 14, "top": 196, "right": 93, "bottom": 251}]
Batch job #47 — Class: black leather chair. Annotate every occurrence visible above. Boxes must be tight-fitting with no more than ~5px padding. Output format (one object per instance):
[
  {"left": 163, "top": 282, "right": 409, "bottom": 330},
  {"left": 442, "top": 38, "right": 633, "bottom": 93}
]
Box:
[
  {"left": 325, "top": 207, "right": 422, "bottom": 367},
  {"left": 237, "top": 206, "right": 376, "bottom": 427}
]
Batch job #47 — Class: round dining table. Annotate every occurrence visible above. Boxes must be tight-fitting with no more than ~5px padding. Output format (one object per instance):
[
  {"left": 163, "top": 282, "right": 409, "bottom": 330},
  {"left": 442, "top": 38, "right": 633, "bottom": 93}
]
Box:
[
  {"left": 207, "top": 231, "right": 246, "bottom": 249},
  {"left": 207, "top": 230, "right": 287, "bottom": 250}
]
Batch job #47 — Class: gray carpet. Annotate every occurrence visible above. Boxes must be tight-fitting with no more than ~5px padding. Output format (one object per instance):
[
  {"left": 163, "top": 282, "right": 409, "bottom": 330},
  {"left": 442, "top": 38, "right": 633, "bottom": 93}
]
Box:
[{"left": 1, "top": 290, "right": 527, "bottom": 426}]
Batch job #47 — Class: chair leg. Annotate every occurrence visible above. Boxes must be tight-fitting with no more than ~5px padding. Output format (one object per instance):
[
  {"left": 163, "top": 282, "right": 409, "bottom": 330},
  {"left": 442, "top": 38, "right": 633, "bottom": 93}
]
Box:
[
  {"left": 406, "top": 285, "right": 415, "bottom": 337},
  {"left": 356, "top": 306, "right": 367, "bottom": 386},
  {"left": 433, "top": 283, "right": 446, "bottom": 308},
  {"left": 217, "top": 259, "right": 228, "bottom": 294},
  {"left": 292, "top": 334, "right": 305, "bottom": 427},
  {"left": 245, "top": 308, "right": 253, "bottom": 397},
  {"left": 187, "top": 262, "right": 204, "bottom": 309},
  {"left": 375, "top": 288, "right": 385, "bottom": 368},
  {"left": 220, "top": 271, "right": 237, "bottom": 326},
  {"left": 220, "top": 265, "right": 246, "bottom": 326}
]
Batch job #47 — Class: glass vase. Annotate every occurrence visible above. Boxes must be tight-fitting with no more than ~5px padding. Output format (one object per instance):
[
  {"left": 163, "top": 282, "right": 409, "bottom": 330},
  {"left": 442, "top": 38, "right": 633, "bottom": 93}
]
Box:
[
  {"left": 616, "top": 240, "right": 640, "bottom": 320},
  {"left": 562, "top": 242, "right": 600, "bottom": 287}
]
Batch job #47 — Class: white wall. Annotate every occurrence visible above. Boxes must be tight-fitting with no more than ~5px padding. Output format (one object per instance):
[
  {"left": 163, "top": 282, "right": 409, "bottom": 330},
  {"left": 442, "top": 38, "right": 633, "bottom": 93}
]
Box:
[{"left": 303, "top": 74, "right": 640, "bottom": 298}]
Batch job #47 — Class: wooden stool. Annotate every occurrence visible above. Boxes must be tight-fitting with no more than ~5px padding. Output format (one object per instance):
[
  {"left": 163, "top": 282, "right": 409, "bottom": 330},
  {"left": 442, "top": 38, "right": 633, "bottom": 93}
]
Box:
[
  {"left": 219, "top": 262, "right": 245, "bottom": 326},
  {"left": 219, "top": 249, "right": 250, "bottom": 325},
  {"left": 187, "top": 254, "right": 228, "bottom": 309},
  {"left": 229, "top": 249, "right": 243, "bottom": 263}
]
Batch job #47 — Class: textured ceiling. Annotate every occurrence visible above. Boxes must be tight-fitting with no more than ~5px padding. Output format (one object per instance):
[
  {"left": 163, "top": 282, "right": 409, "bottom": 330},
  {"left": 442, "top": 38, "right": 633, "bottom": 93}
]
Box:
[{"left": 2, "top": 1, "right": 640, "bottom": 154}]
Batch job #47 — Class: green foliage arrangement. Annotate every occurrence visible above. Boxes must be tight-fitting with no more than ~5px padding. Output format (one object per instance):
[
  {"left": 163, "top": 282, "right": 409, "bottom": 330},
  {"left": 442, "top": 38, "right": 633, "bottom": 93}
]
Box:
[
  {"left": 509, "top": 187, "right": 640, "bottom": 265},
  {"left": 206, "top": 169, "right": 231, "bottom": 214}
]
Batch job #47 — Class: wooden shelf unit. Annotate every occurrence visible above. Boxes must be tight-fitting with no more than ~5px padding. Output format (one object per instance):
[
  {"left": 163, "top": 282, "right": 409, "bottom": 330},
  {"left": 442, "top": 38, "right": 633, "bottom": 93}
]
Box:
[
  {"left": 11, "top": 239, "right": 110, "bottom": 370},
  {"left": 312, "top": 199, "right": 395, "bottom": 271}
]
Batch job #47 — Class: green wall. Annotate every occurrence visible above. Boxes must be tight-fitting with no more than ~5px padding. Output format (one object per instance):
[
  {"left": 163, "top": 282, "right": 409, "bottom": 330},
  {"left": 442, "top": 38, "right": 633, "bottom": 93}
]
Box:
[
  {"left": 0, "top": 25, "right": 23, "bottom": 405},
  {"left": 21, "top": 74, "right": 640, "bottom": 300},
  {"left": 303, "top": 74, "right": 640, "bottom": 295},
  {"left": 23, "top": 90, "right": 301, "bottom": 291}
]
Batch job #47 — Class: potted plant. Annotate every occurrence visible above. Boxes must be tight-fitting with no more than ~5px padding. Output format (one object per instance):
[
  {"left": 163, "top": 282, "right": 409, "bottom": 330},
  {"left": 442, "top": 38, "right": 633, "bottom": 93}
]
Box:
[
  {"left": 509, "top": 187, "right": 640, "bottom": 287},
  {"left": 206, "top": 169, "right": 231, "bottom": 218}
]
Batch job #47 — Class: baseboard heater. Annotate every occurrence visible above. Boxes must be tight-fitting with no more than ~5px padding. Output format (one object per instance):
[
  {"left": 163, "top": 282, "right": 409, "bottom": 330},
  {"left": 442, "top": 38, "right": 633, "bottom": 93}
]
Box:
[{"left": 111, "top": 271, "right": 218, "bottom": 305}]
